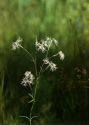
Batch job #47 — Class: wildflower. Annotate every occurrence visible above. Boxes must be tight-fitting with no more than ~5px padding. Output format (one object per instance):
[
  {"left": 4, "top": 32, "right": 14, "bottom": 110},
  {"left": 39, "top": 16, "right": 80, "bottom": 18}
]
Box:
[
  {"left": 12, "top": 37, "right": 22, "bottom": 50},
  {"left": 21, "top": 71, "right": 34, "bottom": 87},
  {"left": 40, "top": 38, "right": 52, "bottom": 49},
  {"left": 52, "top": 38, "right": 58, "bottom": 46},
  {"left": 43, "top": 58, "right": 57, "bottom": 71},
  {"left": 45, "top": 37, "right": 53, "bottom": 46},
  {"left": 41, "top": 40, "right": 49, "bottom": 48},
  {"left": 35, "top": 37, "right": 55, "bottom": 53},
  {"left": 35, "top": 41, "right": 47, "bottom": 53},
  {"left": 49, "top": 62, "right": 57, "bottom": 71},
  {"left": 44, "top": 37, "right": 59, "bottom": 47},
  {"left": 58, "top": 51, "right": 65, "bottom": 61},
  {"left": 43, "top": 58, "right": 49, "bottom": 64},
  {"left": 46, "top": 37, "right": 52, "bottom": 41}
]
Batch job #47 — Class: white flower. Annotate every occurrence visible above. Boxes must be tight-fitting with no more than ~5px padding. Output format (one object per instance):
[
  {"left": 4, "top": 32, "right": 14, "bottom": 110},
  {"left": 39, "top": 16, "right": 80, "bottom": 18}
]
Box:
[
  {"left": 52, "top": 38, "right": 58, "bottom": 46},
  {"left": 58, "top": 51, "right": 65, "bottom": 61},
  {"left": 43, "top": 58, "right": 57, "bottom": 72},
  {"left": 41, "top": 38, "right": 52, "bottom": 48},
  {"left": 45, "top": 37, "right": 58, "bottom": 46},
  {"left": 46, "top": 37, "right": 52, "bottom": 41},
  {"left": 21, "top": 71, "right": 34, "bottom": 87},
  {"left": 43, "top": 58, "right": 49, "bottom": 64},
  {"left": 35, "top": 41, "right": 47, "bottom": 53},
  {"left": 12, "top": 37, "right": 22, "bottom": 50},
  {"left": 46, "top": 37, "right": 53, "bottom": 46},
  {"left": 41, "top": 40, "right": 49, "bottom": 47},
  {"left": 35, "top": 37, "right": 56, "bottom": 53},
  {"left": 49, "top": 62, "right": 57, "bottom": 71}
]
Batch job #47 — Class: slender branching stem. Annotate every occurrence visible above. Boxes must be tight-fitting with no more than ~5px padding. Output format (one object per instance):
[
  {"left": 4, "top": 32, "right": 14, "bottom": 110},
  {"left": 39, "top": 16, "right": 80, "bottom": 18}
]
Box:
[
  {"left": 29, "top": 77, "right": 39, "bottom": 125},
  {"left": 42, "top": 65, "right": 50, "bottom": 73},
  {"left": 20, "top": 46, "right": 34, "bottom": 62},
  {"left": 20, "top": 45, "right": 38, "bottom": 76},
  {"left": 20, "top": 45, "right": 39, "bottom": 125},
  {"left": 38, "top": 42, "right": 52, "bottom": 76},
  {"left": 49, "top": 53, "right": 58, "bottom": 59}
]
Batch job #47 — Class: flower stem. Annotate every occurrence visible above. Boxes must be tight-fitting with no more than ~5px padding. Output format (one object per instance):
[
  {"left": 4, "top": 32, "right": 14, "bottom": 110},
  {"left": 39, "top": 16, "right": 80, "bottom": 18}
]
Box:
[
  {"left": 20, "top": 46, "right": 38, "bottom": 77},
  {"left": 29, "top": 77, "right": 39, "bottom": 125},
  {"left": 38, "top": 43, "right": 52, "bottom": 76},
  {"left": 20, "top": 46, "right": 35, "bottom": 62}
]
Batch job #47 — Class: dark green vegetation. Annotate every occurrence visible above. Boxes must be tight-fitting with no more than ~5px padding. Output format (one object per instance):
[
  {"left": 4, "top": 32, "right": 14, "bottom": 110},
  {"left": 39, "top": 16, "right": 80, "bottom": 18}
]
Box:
[{"left": 0, "top": 0, "right": 89, "bottom": 125}]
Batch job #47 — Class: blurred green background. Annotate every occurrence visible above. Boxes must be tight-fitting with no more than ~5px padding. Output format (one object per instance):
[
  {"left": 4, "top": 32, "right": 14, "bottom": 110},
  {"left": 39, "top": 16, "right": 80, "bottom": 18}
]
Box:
[{"left": 0, "top": 0, "right": 89, "bottom": 125}]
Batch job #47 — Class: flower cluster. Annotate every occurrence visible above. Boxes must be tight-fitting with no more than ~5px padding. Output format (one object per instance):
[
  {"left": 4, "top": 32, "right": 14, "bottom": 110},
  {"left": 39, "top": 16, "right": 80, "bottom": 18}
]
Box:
[
  {"left": 35, "top": 37, "right": 58, "bottom": 53},
  {"left": 12, "top": 37, "right": 22, "bottom": 50},
  {"left": 58, "top": 51, "right": 65, "bottom": 61},
  {"left": 21, "top": 71, "right": 34, "bottom": 87},
  {"left": 43, "top": 58, "right": 57, "bottom": 71},
  {"left": 12, "top": 37, "right": 65, "bottom": 83},
  {"left": 35, "top": 40, "right": 47, "bottom": 53}
]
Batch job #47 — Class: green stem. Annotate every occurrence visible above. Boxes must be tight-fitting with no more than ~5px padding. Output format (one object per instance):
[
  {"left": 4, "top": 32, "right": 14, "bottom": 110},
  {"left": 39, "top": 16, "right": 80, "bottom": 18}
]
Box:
[
  {"left": 34, "top": 51, "right": 37, "bottom": 77},
  {"left": 20, "top": 46, "right": 35, "bottom": 62},
  {"left": 20, "top": 45, "right": 38, "bottom": 76},
  {"left": 20, "top": 45, "right": 39, "bottom": 125},
  {"left": 38, "top": 42, "right": 52, "bottom": 76},
  {"left": 29, "top": 78, "right": 39, "bottom": 125},
  {"left": 49, "top": 53, "right": 58, "bottom": 59}
]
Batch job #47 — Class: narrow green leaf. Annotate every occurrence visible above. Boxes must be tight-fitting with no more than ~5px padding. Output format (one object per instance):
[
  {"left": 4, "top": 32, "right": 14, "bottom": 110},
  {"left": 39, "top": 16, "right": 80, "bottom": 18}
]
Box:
[
  {"left": 19, "top": 116, "right": 29, "bottom": 120},
  {"left": 31, "top": 116, "right": 38, "bottom": 120},
  {"left": 28, "top": 93, "right": 33, "bottom": 98},
  {"left": 28, "top": 99, "right": 34, "bottom": 104}
]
